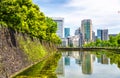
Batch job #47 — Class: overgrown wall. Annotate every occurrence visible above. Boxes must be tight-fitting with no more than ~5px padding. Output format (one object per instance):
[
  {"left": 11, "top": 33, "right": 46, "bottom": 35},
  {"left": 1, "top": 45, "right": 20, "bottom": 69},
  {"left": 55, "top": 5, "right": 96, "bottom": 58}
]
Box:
[{"left": 0, "top": 27, "right": 56, "bottom": 78}]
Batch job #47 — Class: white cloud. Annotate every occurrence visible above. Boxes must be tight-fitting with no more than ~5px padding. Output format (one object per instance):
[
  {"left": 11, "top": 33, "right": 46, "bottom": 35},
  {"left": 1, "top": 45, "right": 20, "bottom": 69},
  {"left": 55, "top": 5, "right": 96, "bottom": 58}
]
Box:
[
  {"left": 62, "top": 0, "right": 120, "bottom": 35},
  {"left": 34, "top": 0, "right": 120, "bottom": 35}
]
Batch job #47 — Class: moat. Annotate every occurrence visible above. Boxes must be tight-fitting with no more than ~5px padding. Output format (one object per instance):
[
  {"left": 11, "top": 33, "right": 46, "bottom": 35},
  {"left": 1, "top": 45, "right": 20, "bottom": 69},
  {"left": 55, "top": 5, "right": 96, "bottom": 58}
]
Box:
[{"left": 15, "top": 50, "right": 120, "bottom": 78}]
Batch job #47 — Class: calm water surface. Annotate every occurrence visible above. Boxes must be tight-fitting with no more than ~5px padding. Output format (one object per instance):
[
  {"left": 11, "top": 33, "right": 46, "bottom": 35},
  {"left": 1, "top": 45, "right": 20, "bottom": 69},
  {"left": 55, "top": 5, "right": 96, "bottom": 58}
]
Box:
[
  {"left": 57, "top": 51, "right": 120, "bottom": 78},
  {"left": 15, "top": 50, "right": 120, "bottom": 78}
]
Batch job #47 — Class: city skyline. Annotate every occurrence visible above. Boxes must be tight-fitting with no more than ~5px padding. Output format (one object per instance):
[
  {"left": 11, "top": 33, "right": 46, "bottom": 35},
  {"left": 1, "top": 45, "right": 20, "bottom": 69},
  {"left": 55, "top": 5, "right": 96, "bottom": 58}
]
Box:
[{"left": 33, "top": 0, "right": 120, "bottom": 36}]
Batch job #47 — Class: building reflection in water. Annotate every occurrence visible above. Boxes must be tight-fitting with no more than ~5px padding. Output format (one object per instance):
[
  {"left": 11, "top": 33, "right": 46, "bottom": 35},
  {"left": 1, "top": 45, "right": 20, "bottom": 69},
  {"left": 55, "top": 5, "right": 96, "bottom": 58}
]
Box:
[
  {"left": 62, "top": 51, "right": 93, "bottom": 75},
  {"left": 57, "top": 51, "right": 120, "bottom": 77},
  {"left": 101, "top": 54, "right": 108, "bottom": 64},
  {"left": 56, "top": 57, "right": 65, "bottom": 78},
  {"left": 75, "top": 52, "right": 83, "bottom": 65},
  {"left": 65, "top": 56, "right": 70, "bottom": 66},
  {"left": 82, "top": 52, "right": 93, "bottom": 74}
]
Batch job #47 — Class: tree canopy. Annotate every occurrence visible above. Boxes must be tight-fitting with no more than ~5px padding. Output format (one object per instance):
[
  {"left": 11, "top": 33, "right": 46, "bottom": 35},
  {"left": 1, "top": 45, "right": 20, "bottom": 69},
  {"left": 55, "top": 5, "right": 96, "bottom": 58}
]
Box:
[
  {"left": 84, "top": 33, "right": 120, "bottom": 48},
  {"left": 0, "top": 0, "right": 61, "bottom": 44}
]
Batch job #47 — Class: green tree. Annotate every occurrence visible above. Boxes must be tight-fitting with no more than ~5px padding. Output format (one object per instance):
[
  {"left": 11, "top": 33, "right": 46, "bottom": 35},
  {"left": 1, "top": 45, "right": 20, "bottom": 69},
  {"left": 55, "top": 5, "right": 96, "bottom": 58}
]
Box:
[
  {"left": 117, "top": 33, "right": 120, "bottom": 47},
  {"left": 95, "top": 39, "right": 101, "bottom": 47},
  {"left": 0, "top": 0, "right": 61, "bottom": 44},
  {"left": 109, "top": 36, "right": 118, "bottom": 47}
]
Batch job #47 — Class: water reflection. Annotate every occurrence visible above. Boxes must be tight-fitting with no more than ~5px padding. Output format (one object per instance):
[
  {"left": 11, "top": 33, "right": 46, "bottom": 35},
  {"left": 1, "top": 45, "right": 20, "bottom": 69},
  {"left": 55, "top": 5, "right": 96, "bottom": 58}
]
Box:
[
  {"left": 60, "top": 51, "right": 120, "bottom": 78},
  {"left": 65, "top": 57, "right": 70, "bottom": 66},
  {"left": 82, "top": 52, "right": 93, "bottom": 74},
  {"left": 14, "top": 51, "right": 120, "bottom": 78}
]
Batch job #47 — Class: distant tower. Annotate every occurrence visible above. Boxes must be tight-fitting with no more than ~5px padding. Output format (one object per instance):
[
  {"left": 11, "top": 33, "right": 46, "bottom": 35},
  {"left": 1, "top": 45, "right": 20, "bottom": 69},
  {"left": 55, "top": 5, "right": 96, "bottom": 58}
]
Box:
[
  {"left": 74, "top": 27, "right": 83, "bottom": 47},
  {"left": 75, "top": 27, "right": 81, "bottom": 35},
  {"left": 97, "top": 29, "right": 108, "bottom": 40},
  {"left": 97, "top": 29, "right": 102, "bottom": 40},
  {"left": 102, "top": 29, "right": 108, "bottom": 40},
  {"left": 64, "top": 28, "right": 70, "bottom": 38},
  {"left": 81, "top": 19, "right": 92, "bottom": 43},
  {"left": 92, "top": 31, "right": 95, "bottom": 42},
  {"left": 53, "top": 17, "right": 64, "bottom": 38}
]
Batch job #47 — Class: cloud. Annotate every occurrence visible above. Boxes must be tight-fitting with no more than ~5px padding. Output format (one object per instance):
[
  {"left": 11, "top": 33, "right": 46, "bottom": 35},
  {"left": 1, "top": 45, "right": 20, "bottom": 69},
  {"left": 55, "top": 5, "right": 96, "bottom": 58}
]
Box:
[{"left": 33, "top": 0, "right": 120, "bottom": 35}]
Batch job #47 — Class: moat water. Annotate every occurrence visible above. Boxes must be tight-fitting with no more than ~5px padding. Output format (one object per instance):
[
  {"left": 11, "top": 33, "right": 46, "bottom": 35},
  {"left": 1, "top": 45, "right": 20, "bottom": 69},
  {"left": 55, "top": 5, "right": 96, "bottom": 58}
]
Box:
[{"left": 15, "top": 50, "right": 120, "bottom": 78}]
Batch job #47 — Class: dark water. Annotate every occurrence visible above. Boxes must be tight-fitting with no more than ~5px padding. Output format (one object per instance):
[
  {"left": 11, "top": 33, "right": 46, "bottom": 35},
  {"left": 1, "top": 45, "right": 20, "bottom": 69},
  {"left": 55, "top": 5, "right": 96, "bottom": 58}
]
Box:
[{"left": 15, "top": 50, "right": 120, "bottom": 78}]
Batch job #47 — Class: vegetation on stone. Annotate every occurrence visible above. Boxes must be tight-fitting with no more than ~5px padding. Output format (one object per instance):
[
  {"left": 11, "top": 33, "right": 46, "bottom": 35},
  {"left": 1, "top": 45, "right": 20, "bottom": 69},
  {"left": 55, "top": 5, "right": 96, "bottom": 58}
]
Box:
[{"left": 18, "top": 36, "right": 47, "bottom": 62}]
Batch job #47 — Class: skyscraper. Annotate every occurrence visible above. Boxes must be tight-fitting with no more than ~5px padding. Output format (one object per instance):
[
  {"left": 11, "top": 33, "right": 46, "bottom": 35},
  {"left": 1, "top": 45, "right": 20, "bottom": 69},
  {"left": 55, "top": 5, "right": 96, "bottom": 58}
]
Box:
[
  {"left": 81, "top": 19, "right": 92, "bottom": 43},
  {"left": 53, "top": 17, "right": 64, "bottom": 38},
  {"left": 64, "top": 28, "right": 70, "bottom": 38},
  {"left": 102, "top": 29, "right": 109, "bottom": 40},
  {"left": 97, "top": 29, "right": 109, "bottom": 40},
  {"left": 75, "top": 27, "right": 81, "bottom": 35},
  {"left": 92, "top": 31, "right": 96, "bottom": 42},
  {"left": 97, "top": 29, "right": 102, "bottom": 40},
  {"left": 74, "top": 27, "right": 83, "bottom": 47}
]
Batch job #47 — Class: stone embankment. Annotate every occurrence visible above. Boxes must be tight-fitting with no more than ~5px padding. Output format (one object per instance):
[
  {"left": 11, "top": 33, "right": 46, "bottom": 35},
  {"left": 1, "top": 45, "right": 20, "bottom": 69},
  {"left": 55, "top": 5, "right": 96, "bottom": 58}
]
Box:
[{"left": 0, "top": 27, "right": 30, "bottom": 78}]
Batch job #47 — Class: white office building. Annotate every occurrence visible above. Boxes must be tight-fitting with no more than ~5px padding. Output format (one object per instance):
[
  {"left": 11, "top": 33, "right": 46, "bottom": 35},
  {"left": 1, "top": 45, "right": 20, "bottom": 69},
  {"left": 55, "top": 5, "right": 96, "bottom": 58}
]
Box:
[{"left": 53, "top": 17, "right": 64, "bottom": 38}]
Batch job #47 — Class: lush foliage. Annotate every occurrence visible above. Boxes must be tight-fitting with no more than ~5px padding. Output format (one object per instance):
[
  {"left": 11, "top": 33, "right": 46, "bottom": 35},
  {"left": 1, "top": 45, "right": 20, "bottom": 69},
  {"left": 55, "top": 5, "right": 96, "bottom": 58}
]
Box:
[
  {"left": 18, "top": 36, "right": 47, "bottom": 62},
  {"left": 84, "top": 33, "right": 120, "bottom": 47},
  {"left": 0, "top": 0, "right": 61, "bottom": 44}
]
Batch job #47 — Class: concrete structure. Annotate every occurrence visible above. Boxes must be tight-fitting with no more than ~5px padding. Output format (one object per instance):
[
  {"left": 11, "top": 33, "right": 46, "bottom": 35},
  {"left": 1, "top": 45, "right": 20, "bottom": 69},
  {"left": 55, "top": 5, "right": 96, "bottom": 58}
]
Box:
[
  {"left": 81, "top": 19, "right": 92, "bottom": 43},
  {"left": 53, "top": 17, "right": 64, "bottom": 38},
  {"left": 75, "top": 27, "right": 81, "bottom": 35},
  {"left": 64, "top": 28, "right": 70, "bottom": 38},
  {"left": 102, "top": 29, "right": 109, "bottom": 40},
  {"left": 97, "top": 29, "right": 109, "bottom": 40},
  {"left": 61, "top": 38, "right": 68, "bottom": 47},
  {"left": 97, "top": 29, "right": 102, "bottom": 40},
  {"left": 69, "top": 34, "right": 83, "bottom": 47},
  {"left": 92, "top": 31, "right": 96, "bottom": 42}
]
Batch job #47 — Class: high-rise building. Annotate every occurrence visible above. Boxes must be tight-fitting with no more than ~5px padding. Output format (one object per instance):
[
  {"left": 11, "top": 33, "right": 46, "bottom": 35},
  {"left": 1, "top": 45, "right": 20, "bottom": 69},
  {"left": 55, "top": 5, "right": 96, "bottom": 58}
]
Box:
[
  {"left": 81, "top": 19, "right": 92, "bottom": 43},
  {"left": 102, "top": 29, "right": 109, "bottom": 40},
  {"left": 97, "top": 29, "right": 102, "bottom": 40},
  {"left": 64, "top": 28, "right": 70, "bottom": 38},
  {"left": 75, "top": 27, "right": 81, "bottom": 35},
  {"left": 97, "top": 29, "right": 109, "bottom": 40},
  {"left": 53, "top": 17, "right": 64, "bottom": 38},
  {"left": 74, "top": 27, "right": 83, "bottom": 47},
  {"left": 92, "top": 31, "right": 95, "bottom": 42}
]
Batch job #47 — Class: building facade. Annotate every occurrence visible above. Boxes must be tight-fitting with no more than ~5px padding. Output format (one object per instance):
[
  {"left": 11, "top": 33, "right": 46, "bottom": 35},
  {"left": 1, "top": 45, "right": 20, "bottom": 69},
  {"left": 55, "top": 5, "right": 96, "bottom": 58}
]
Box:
[
  {"left": 81, "top": 19, "right": 92, "bottom": 43},
  {"left": 75, "top": 27, "right": 81, "bottom": 35},
  {"left": 68, "top": 34, "right": 83, "bottom": 47},
  {"left": 102, "top": 29, "right": 109, "bottom": 40},
  {"left": 97, "top": 29, "right": 102, "bottom": 40},
  {"left": 64, "top": 28, "right": 70, "bottom": 38},
  {"left": 97, "top": 29, "right": 109, "bottom": 40},
  {"left": 92, "top": 31, "right": 96, "bottom": 42},
  {"left": 53, "top": 17, "right": 64, "bottom": 38}
]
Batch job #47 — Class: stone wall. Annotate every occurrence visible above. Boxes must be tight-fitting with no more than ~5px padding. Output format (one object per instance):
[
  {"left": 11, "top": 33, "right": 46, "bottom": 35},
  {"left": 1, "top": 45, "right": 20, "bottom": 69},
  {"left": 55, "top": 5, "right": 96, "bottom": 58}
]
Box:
[{"left": 0, "top": 27, "right": 30, "bottom": 78}]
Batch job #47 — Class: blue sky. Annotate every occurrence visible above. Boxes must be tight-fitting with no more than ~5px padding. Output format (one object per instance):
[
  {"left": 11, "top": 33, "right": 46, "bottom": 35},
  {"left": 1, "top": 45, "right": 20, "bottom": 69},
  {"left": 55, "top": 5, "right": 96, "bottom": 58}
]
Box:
[{"left": 33, "top": 0, "right": 120, "bottom": 36}]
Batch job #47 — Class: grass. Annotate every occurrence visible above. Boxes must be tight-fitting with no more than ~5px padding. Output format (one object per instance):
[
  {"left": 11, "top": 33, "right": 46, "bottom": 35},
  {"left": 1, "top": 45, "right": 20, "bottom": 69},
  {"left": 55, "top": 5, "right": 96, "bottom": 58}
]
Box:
[{"left": 18, "top": 35, "right": 47, "bottom": 62}]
